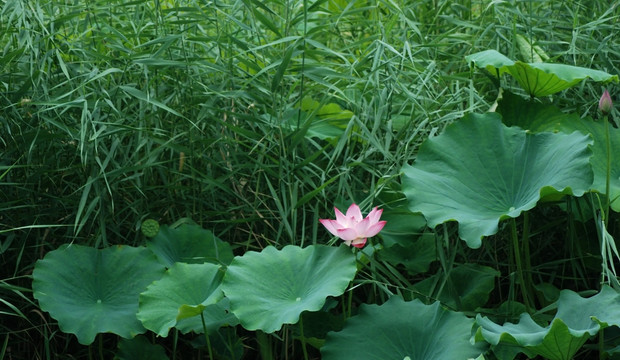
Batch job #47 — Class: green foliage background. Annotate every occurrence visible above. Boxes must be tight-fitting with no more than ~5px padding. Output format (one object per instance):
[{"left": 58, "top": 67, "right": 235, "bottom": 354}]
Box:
[{"left": 1, "top": 0, "right": 619, "bottom": 357}]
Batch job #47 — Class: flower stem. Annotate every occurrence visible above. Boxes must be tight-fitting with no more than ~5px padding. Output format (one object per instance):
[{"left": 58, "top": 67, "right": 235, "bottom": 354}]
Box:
[
  {"left": 347, "top": 287, "right": 353, "bottom": 319},
  {"left": 604, "top": 114, "right": 611, "bottom": 226}
]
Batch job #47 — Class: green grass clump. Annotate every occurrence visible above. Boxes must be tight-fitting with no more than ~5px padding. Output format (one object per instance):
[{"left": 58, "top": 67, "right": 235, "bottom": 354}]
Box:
[{"left": 1, "top": 0, "right": 619, "bottom": 358}]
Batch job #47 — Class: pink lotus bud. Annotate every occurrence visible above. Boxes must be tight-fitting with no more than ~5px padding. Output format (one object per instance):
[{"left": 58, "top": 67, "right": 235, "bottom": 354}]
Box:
[
  {"left": 319, "top": 203, "right": 386, "bottom": 248},
  {"left": 599, "top": 89, "right": 613, "bottom": 115}
]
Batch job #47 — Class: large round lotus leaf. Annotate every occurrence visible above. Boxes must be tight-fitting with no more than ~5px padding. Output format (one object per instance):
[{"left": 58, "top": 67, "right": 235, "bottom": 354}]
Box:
[
  {"left": 476, "top": 315, "right": 588, "bottom": 360},
  {"left": 413, "top": 264, "right": 499, "bottom": 312},
  {"left": 378, "top": 209, "right": 435, "bottom": 275},
  {"left": 295, "top": 307, "right": 344, "bottom": 346},
  {"left": 147, "top": 223, "right": 234, "bottom": 267},
  {"left": 378, "top": 233, "right": 436, "bottom": 275},
  {"left": 475, "top": 286, "right": 620, "bottom": 360},
  {"left": 32, "top": 244, "right": 166, "bottom": 345},
  {"left": 495, "top": 91, "right": 582, "bottom": 131},
  {"left": 175, "top": 298, "right": 239, "bottom": 334},
  {"left": 116, "top": 336, "right": 169, "bottom": 360},
  {"left": 402, "top": 112, "right": 593, "bottom": 248},
  {"left": 137, "top": 262, "right": 225, "bottom": 337},
  {"left": 498, "top": 91, "right": 620, "bottom": 212},
  {"left": 379, "top": 209, "right": 427, "bottom": 248},
  {"left": 554, "top": 285, "right": 620, "bottom": 331},
  {"left": 321, "top": 296, "right": 486, "bottom": 359},
  {"left": 221, "top": 245, "right": 356, "bottom": 333},
  {"left": 466, "top": 50, "right": 618, "bottom": 97}
]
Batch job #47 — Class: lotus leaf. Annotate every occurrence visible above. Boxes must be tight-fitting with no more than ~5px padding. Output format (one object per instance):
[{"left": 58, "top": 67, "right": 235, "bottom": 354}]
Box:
[
  {"left": 32, "top": 244, "right": 165, "bottom": 345},
  {"left": 137, "top": 262, "right": 225, "bottom": 337},
  {"left": 322, "top": 296, "right": 486, "bottom": 359},
  {"left": 175, "top": 298, "right": 239, "bottom": 334},
  {"left": 147, "top": 223, "right": 234, "bottom": 267},
  {"left": 413, "top": 264, "right": 499, "bottom": 312},
  {"left": 498, "top": 91, "right": 620, "bottom": 211},
  {"left": 221, "top": 245, "right": 356, "bottom": 333},
  {"left": 116, "top": 336, "right": 169, "bottom": 360},
  {"left": 378, "top": 209, "right": 427, "bottom": 248},
  {"left": 402, "top": 112, "right": 593, "bottom": 248},
  {"left": 466, "top": 50, "right": 618, "bottom": 97},
  {"left": 476, "top": 286, "right": 620, "bottom": 360},
  {"left": 378, "top": 233, "right": 436, "bottom": 275}
]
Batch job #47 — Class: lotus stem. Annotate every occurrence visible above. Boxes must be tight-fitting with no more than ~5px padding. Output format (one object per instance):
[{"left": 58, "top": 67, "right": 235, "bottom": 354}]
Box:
[
  {"left": 257, "top": 331, "right": 274, "bottom": 360},
  {"left": 298, "top": 315, "right": 310, "bottom": 360},
  {"left": 521, "top": 212, "right": 534, "bottom": 302},
  {"left": 98, "top": 334, "right": 104, "bottom": 360},
  {"left": 347, "top": 287, "right": 353, "bottom": 319},
  {"left": 172, "top": 328, "right": 178, "bottom": 360},
  {"left": 604, "top": 114, "right": 611, "bottom": 226},
  {"left": 599, "top": 328, "right": 605, "bottom": 360},
  {"left": 201, "top": 312, "right": 214, "bottom": 360},
  {"left": 511, "top": 218, "right": 532, "bottom": 312}
]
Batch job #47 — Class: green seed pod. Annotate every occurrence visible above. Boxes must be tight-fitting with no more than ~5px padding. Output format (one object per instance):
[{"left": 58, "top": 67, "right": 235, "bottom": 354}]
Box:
[{"left": 141, "top": 219, "right": 160, "bottom": 238}]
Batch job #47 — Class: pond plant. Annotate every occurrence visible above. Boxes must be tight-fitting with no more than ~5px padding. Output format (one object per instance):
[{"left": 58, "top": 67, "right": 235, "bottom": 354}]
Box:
[
  {"left": 3, "top": 1, "right": 620, "bottom": 359},
  {"left": 30, "top": 53, "right": 620, "bottom": 359}
]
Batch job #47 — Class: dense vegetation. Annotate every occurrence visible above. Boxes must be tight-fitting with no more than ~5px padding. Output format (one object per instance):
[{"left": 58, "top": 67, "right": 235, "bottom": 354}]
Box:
[{"left": 1, "top": 0, "right": 619, "bottom": 359}]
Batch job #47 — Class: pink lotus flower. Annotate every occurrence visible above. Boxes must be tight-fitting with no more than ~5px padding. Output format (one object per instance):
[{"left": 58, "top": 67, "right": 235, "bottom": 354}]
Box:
[
  {"left": 599, "top": 89, "right": 613, "bottom": 115},
  {"left": 319, "top": 204, "right": 386, "bottom": 248}
]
